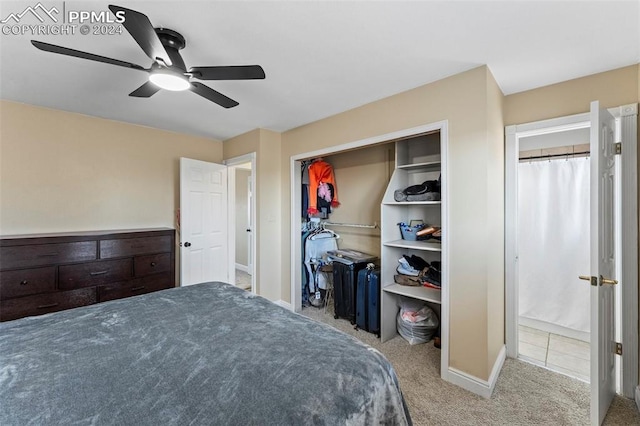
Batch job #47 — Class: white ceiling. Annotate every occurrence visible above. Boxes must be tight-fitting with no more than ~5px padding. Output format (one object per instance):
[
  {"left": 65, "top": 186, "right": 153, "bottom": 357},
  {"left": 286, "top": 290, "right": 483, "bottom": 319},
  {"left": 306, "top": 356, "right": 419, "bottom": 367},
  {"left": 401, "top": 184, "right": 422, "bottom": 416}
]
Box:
[{"left": 1, "top": 1, "right": 638, "bottom": 141}]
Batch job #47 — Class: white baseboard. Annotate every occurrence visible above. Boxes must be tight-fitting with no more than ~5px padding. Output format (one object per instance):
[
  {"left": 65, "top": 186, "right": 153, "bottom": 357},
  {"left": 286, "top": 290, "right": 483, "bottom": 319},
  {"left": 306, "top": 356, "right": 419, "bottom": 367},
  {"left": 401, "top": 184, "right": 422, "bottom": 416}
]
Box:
[
  {"left": 235, "top": 263, "right": 249, "bottom": 273},
  {"left": 273, "top": 300, "right": 293, "bottom": 311},
  {"left": 443, "top": 345, "right": 506, "bottom": 398}
]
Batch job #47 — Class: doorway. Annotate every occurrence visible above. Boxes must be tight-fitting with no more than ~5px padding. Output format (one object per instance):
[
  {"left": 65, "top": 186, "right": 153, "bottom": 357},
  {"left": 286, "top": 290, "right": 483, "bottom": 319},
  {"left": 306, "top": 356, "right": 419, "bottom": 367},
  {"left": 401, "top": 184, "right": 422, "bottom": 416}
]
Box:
[
  {"left": 505, "top": 104, "right": 638, "bottom": 403},
  {"left": 225, "top": 153, "right": 257, "bottom": 294},
  {"left": 516, "top": 125, "right": 592, "bottom": 382}
]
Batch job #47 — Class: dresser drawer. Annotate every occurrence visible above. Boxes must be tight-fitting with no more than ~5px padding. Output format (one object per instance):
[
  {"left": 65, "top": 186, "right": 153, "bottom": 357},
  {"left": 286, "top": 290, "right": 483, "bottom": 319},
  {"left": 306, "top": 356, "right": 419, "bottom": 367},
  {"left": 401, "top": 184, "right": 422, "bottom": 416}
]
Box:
[
  {"left": 134, "top": 253, "right": 171, "bottom": 277},
  {"left": 100, "top": 235, "right": 173, "bottom": 258},
  {"left": 0, "top": 241, "right": 97, "bottom": 270},
  {"left": 0, "top": 267, "right": 56, "bottom": 300},
  {"left": 59, "top": 259, "right": 132, "bottom": 290},
  {"left": 0, "top": 287, "right": 97, "bottom": 321},
  {"left": 98, "top": 273, "right": 173, "bottom": 302}
]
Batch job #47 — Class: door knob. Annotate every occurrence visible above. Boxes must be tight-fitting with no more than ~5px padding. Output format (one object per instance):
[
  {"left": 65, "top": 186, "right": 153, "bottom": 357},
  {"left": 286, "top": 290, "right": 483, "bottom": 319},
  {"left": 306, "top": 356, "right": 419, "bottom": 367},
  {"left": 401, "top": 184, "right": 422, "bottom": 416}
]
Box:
[
  {"left": 184, "top": 242, "right": 191, "bottom": 247},
  {"left": 579, "top": 275, "right": 618, "bottom": 286},
  {"left": 600, "top": 275, "right": 618, "bottom": 285},
  {"left": 579, "top": 275, "right": 597, "bottom": 286}
]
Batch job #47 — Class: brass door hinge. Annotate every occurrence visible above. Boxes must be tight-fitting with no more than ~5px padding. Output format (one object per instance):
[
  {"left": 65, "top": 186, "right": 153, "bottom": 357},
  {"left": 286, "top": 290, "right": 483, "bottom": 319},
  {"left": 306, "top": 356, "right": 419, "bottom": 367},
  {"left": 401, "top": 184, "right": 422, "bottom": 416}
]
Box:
[
  {"left": 615, "top": 342, "right": 623, "bottom": 356},
  {"left": 615, "top": 142, "right": 622, "bottom": 155}
]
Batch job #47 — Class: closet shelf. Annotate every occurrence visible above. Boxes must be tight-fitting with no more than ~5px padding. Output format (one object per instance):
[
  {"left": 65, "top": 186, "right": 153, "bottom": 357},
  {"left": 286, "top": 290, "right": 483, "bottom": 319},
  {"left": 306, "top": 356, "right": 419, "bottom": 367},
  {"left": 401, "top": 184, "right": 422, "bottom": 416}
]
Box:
[
  {"left": 397, "top": 161, "right": 441, "bottom": 171},
  {"left": 383, "top": 284, "right": 442, "bottom": 304},
  {"left": 383, "top": 239, "right": 442, "bottom": 252}
]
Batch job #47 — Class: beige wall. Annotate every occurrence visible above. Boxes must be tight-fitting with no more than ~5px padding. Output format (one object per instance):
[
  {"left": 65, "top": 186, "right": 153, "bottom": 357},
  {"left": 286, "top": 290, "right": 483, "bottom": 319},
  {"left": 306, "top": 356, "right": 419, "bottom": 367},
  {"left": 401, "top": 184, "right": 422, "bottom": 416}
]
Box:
[
  {"left": 223, "top": 128, "right": 282, "bottom": 302},
  {"left": 504, "top": 64, "right": 639, "bottom": 125},
  {"left": 321, "top": 142, "right": 395, "bottom": 257},
  {"left": 281, "top": 66, "right": 506, "bottom": 380},
  {"left": 486, "top": 69, "right": 506, "bottom": 375},
  {"left": 0, "top": 100, "right": 222, "bottom": 236}
]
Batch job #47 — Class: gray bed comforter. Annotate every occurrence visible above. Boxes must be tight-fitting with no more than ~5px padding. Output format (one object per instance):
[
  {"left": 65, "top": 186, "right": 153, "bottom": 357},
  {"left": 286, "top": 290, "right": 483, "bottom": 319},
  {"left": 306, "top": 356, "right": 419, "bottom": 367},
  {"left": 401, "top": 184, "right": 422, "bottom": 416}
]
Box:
[{"left": 0, "top": 282, "right": 411, "bottom": 425}]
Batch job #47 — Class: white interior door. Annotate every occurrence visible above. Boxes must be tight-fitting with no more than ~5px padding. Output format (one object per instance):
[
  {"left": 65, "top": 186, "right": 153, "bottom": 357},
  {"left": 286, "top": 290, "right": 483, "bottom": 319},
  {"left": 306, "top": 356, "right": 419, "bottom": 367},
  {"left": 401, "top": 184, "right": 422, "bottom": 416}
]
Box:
[
  {"left": 588, "top": 101, "right": 617, "bottom": 425},
  {"left": 180, "top": 158, "right": 229, "bottom": 286}
]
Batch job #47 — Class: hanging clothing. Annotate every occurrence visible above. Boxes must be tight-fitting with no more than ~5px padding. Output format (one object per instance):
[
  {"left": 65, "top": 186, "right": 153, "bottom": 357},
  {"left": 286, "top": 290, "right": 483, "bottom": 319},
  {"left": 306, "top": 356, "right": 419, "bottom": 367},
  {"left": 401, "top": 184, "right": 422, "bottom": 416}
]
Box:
[
  {"left": 304, "top": 232, "right": 338, "bottom": 293},
  {"left": 301, "top": 161, "right": 311, "bottom": 218},
  {"left": 301, "top": 229, "right": 312, "bottom": 306},
  {"left": 307, "top": 159, "right": 340, "bottom": 215},
  {"left": 314, "top": 183, "right": 334, "bottom": 219}
]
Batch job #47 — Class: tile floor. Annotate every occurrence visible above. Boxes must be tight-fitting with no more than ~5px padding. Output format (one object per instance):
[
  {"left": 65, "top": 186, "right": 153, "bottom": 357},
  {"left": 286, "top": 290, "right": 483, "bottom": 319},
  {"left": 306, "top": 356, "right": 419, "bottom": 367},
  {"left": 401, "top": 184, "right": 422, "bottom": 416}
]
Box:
[
  {"left": 235, "top": 269, "right": 252, "bottom": 291},
  {"left": 518, "top": 325, "right": 590, "bottom": 383}
]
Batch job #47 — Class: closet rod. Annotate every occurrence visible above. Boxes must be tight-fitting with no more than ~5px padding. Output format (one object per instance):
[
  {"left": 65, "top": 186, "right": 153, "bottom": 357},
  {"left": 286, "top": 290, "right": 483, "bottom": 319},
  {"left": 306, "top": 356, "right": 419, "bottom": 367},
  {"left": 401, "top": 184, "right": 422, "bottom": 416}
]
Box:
[
  {"left": 519, "top": 151, "right": 590, "bottom": 162},
  {"left": 323, "top": 221, "right": 379, "bottom": 229}
]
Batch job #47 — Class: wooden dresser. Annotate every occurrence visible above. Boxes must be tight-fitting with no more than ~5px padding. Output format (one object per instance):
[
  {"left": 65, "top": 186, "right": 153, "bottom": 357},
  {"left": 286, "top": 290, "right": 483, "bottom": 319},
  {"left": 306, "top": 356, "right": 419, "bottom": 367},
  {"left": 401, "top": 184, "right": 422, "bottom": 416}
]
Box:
[{"left": 0, "top": 228, "right": 175, "bottom": 322}]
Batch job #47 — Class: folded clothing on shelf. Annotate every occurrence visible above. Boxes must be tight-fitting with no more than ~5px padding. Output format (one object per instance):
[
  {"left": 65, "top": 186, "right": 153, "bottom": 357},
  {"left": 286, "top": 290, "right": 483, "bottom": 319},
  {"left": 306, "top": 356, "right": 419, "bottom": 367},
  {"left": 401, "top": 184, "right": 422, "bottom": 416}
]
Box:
[
  {"left": 394, "top": 256, "right": 442, "bottom": 289},
  {"left": 421, "top": 261, "right": 441, "bottom": 289},
  {"left": 393, "top": 176, "right": 441, "bottom": 202}
]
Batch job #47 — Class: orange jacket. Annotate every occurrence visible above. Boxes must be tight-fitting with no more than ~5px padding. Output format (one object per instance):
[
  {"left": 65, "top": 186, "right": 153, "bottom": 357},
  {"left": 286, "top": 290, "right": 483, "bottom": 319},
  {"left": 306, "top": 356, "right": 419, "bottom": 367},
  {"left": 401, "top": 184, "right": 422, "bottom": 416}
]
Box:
[{"left": 307, "top": 160, "right": 339, "bottom": 214}]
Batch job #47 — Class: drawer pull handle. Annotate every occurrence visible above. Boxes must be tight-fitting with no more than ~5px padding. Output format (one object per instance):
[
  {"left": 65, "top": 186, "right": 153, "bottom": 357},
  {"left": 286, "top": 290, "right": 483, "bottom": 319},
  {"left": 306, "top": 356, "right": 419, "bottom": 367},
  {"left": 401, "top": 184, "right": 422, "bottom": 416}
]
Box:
[
  {"left": 150, "top": 262, "right": 157, "bottom": 267},
  {"left": 131, "top": 286, "right": 146, "bottom": 291},
  {"left": 131, "top": 245, "right": 144, "bottom": 249},
  {"left": 38, "top": 253, "right": 58, "bottom": 257},
  {"left": 20, "top": 280, "right": 28, "bottom": 285},
  {"left": 37, "top": 303, "right": 59, "bottom": 309},
  {"left": 90, "top": 270, "right": 109, "bottom": 276}
]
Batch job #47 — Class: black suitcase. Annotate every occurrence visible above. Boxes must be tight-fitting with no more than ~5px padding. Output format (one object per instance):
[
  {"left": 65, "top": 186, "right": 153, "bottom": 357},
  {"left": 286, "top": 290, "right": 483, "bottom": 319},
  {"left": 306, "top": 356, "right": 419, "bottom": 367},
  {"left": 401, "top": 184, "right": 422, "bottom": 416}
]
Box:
[
  {"left": 332, "top": 261, "right": 369, "bottom": 324},
  {"left": 355, "top": 266, "right": 381, "bottom": 336}
]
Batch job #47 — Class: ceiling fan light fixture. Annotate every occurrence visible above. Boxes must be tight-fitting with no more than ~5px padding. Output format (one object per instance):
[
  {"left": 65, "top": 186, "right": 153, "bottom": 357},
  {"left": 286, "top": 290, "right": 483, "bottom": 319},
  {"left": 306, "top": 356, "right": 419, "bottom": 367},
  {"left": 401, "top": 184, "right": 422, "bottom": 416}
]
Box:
[{"left": 149, "top": 70, "right": 190, "bottom": 91}]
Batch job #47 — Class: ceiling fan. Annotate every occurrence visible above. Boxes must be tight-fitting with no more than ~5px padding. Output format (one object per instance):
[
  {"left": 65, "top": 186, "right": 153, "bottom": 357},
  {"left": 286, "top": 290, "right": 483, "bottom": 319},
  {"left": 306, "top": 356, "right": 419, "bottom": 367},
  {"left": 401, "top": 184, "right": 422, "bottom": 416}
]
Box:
[{"left": 31, "top": 5, "right": 265, "bottom": 108}]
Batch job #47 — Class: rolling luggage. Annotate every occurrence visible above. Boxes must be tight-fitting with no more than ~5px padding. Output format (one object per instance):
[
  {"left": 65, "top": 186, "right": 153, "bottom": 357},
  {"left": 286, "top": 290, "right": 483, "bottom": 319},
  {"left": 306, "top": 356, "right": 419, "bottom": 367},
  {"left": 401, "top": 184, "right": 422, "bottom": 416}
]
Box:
[
  {"left": 330, "top": 249, "right": 376, "bottom": 324},
  {"left": 356, "top": 265, "right": 381, "bottom": 336}
]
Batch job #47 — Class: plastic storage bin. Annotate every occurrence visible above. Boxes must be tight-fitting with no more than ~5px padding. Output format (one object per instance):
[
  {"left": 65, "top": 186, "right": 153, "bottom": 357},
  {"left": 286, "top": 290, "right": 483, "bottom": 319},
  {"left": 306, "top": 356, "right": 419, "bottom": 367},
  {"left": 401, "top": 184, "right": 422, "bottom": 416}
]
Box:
[{"left": 398, "top": 222, "right": 425, "bottom": 241}]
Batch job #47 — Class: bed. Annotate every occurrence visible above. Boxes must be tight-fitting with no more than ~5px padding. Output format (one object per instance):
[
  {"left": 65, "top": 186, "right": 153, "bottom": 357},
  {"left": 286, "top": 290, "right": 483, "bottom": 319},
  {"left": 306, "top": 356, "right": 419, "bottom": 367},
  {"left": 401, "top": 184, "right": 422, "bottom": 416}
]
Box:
[{"left": 0, "top": 282, "right": 411, "bottom": 425}]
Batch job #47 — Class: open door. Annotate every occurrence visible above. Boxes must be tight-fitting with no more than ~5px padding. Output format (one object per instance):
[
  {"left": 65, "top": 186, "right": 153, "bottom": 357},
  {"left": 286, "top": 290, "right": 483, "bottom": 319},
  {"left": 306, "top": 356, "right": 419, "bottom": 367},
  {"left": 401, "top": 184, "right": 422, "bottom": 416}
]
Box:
[
  {"left": 585, "top": 101, "right": 617, "bottom": 425},
  {"left": 180, "top": 158, "right": 229, "bottom": 286}
]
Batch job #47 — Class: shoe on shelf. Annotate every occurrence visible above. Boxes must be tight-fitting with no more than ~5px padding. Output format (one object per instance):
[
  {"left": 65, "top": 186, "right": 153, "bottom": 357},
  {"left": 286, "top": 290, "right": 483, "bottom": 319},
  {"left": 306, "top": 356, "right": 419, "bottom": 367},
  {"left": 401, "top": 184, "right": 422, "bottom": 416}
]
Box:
[{"left": 397, "top": 264, "right": 420, "bottom": 277}]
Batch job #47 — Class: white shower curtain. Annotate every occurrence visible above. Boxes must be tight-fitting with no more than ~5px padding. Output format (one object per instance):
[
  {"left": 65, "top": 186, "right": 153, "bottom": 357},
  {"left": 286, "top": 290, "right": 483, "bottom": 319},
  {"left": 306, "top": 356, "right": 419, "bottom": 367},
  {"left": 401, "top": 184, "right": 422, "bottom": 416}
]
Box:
[{"left": 518, "top": 157, "right": 590, "bottom": 334}]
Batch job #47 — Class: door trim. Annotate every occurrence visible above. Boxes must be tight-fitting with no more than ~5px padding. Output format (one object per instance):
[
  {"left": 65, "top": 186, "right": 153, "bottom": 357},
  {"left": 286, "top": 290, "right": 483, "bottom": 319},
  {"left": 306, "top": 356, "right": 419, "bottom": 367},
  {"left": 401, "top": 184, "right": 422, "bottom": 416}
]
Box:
[
  {"left": 225, "top": 152, "right": 257, "bottom": 294},
  {"left": 504, "top": 104, "right": 638, "bottom": 398}
]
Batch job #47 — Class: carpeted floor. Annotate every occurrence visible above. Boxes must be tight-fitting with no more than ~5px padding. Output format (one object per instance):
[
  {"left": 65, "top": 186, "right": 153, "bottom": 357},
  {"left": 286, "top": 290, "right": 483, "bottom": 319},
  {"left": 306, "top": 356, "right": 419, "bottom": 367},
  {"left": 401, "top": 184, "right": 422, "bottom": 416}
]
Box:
[{"left": 301, "top": 305, "right": 640, "bottom": 426}]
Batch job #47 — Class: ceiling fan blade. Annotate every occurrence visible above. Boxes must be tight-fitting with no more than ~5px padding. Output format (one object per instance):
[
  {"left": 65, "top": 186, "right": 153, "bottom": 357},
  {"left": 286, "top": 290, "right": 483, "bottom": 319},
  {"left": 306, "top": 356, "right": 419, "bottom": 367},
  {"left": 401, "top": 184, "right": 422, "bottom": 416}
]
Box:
[
  {"left": 190, "top": 82, "right": 239, "bottom": 108},
  {"left": 189, "top": 65, "right": 265, "bottom": 80},
  {"left": 108, "top": 5, "right": 172, "bottom": 66},
  {"left": 31, "top": 40, "right": 146, "bottom": 71},
  {"left": 129, "top": 81, "right": 161, "bottom": 97}
]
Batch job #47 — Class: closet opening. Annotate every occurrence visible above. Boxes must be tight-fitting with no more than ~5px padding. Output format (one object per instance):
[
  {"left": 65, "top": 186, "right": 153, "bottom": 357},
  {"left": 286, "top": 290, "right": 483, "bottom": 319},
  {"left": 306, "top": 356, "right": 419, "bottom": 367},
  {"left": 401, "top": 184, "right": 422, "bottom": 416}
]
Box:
[
  {"left": 298, "top": 144, "right": 392, "bottom": 309},
  {"left": 290, "top": 121, "right": 450, "bottom": 380}
]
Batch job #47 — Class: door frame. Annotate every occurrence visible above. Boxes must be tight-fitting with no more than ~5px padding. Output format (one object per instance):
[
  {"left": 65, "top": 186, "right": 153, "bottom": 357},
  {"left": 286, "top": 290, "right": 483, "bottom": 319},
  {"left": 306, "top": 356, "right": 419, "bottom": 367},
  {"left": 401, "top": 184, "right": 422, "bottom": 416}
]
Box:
[
  {"left": 504, "top": 103, "right": 638, "bottom": 398},
  {"left": 225, "top": 152, "right": 257, "bottom": 294}
]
